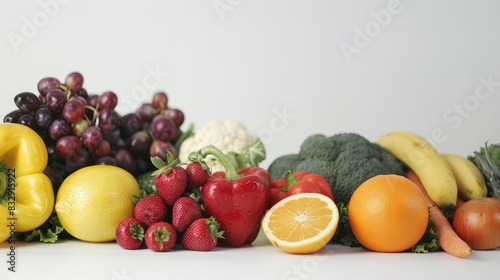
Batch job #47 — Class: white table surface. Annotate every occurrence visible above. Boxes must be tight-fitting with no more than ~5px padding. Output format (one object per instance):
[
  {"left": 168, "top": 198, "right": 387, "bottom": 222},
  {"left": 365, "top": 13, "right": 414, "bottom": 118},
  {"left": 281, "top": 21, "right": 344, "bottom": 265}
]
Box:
[{"left": 2, "top": 231, "right": 499, "bottom": 280}]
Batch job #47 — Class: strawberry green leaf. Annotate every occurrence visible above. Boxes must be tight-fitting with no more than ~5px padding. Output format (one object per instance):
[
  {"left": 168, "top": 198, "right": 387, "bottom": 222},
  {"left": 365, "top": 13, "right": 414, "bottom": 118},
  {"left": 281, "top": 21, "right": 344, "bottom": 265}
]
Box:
[
  {"left": 154, "top": 227, "right": 171, "bottom": 251},
  {"left": 130, "top": 222, "right": 145, "bottom": 241},
  {"left": 150, "top": 156, "right": 166, "bottom": 171}
]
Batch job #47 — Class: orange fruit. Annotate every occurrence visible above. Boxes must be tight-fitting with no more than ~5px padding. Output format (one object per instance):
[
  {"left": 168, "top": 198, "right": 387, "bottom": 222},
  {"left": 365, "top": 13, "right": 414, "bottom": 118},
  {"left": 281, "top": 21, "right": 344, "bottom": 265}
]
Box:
[
  {"left": 262, "top": 193, "right": 339, "bottom": 254},
  {"left": 348, "top": 174, "right": 428, "bottom": 252}
]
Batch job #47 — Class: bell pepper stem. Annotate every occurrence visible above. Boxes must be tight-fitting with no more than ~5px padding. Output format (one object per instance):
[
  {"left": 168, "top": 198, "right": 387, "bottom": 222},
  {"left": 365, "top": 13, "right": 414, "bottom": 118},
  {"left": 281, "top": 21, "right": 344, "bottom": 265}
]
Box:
[
  {"left": 0, "top": 161, "right": 10, "bottom": 198},
  {"left": 281, "top": 170, "right": 299, "bottom": 192},
  {"left": 189, "top": 145, "right": 242, "bottom": 181}
]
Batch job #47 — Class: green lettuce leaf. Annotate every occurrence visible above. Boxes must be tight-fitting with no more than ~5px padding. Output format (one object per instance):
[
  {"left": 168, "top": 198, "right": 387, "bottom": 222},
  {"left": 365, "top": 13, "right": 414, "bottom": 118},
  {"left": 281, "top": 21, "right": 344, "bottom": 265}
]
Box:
[
  {"left": 22, "top": 213, "right": 65, "bottom": 243},
  {"left": 411, "top": 208, "right": 440, "bottom": 253}
]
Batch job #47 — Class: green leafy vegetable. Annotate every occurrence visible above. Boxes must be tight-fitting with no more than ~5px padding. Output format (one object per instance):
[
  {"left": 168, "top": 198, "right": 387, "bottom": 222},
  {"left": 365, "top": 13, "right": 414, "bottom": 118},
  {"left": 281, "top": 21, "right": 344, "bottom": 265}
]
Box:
[
  {"left": 22, "top": 213, "right": 65, "bottom": 243},
  {"left": 411, "top": 208, "right": 440, "bottom": 253},
  {"left": 226, "top": 138, "right": 266, "bottom": 169}
]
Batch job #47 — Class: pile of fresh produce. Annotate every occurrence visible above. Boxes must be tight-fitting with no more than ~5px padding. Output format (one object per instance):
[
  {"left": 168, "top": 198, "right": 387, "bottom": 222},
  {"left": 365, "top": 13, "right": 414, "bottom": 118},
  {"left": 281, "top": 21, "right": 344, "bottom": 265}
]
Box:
[
  {"left": 116, "top": 145, "right": 269, "bottom": 252},
  {"left": 1, "top": 71, "right": 499, "bottom": 257},
  {"left": 266, "top": 131, "right": 500, "bottom": 256}
]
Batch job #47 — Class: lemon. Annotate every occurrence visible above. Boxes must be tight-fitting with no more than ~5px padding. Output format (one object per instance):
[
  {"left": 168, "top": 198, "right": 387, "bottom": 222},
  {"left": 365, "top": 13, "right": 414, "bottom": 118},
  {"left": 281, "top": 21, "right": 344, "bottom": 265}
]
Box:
[
  {"left": 262, "top": 193, "right": 339, "bottom": 254},
  {"left": 55, "top": 165, "right": 140, "bottom": 242}
]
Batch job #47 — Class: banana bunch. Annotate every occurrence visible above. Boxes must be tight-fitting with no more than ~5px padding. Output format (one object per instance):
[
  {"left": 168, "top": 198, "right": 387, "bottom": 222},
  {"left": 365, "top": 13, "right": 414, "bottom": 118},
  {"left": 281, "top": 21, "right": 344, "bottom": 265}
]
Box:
[
  {"left": 376, "top": 131, "right": 487, "bottom": 209},
  {"left": 442, "top": 153, "right": 487, "bottom": 200}
]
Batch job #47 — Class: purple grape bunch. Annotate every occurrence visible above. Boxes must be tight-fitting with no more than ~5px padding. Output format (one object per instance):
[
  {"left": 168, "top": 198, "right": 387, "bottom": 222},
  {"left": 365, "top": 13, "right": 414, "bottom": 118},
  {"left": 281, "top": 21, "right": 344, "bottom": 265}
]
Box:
[{"left": 4, "top": 72, "right": 187, "bottom": 190}]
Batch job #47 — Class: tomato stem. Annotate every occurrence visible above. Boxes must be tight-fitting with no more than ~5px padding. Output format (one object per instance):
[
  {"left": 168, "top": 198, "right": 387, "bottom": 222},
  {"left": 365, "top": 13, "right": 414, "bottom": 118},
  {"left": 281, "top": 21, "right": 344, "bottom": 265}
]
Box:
[{"left": 281, "top": 170, "right": 299, "bottom": 192}]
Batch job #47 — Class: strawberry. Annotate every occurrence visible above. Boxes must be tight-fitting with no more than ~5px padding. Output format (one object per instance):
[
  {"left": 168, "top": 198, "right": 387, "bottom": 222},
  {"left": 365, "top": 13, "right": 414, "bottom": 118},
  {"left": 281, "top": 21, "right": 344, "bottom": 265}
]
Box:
[
  {"left": 151, "top": 152, "right": 188, "bottom": 206},
  {"left": 181, "top": 216, "right": 224, "bottom": 251},
  {"left": 172, "top": 196, "right": 203, "bottom": 232},
  {"left": 115, "top": 218, "right": 145, "bottom": 250},
  {"left": 145, "top": 221, "right": 177, "bottom": 252},
  {"left": 134, "top": 194, "right": 168, "bottom": 226},
  {"left": 185, "top": 162, "right": 210, "bottom": 189}
]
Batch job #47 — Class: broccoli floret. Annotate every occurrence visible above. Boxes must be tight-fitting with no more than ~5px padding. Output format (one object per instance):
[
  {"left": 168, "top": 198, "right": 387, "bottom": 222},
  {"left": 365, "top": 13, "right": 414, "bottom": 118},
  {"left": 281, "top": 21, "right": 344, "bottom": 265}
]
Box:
[
  {"left": 332, "top": 152, "right": 402, "bottom": 204},
  {"left": 267, "top": 154, "right": 301, "bottom": 181},
  {"left": 296, "top": 158, "right": 336, "bottom": 188},
  {"left": 267, "top": 132, "right": 404, "bottom": 204},
  {"left": 299, "top": 134, "right": 340, "bottom": 162}
]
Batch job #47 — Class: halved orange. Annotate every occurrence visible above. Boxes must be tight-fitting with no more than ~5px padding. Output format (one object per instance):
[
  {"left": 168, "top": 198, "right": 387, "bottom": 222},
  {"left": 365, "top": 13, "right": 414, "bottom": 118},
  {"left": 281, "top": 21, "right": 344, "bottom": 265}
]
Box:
[{"left": 262, "top": 193, "right": 339, "bottom": 254}]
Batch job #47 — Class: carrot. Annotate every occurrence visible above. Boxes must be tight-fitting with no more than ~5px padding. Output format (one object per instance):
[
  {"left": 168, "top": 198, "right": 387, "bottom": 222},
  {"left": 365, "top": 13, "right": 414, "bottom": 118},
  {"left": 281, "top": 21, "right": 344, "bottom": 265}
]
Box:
[{"left": 406, "top": 171, "right": 473, "bottom": 258}]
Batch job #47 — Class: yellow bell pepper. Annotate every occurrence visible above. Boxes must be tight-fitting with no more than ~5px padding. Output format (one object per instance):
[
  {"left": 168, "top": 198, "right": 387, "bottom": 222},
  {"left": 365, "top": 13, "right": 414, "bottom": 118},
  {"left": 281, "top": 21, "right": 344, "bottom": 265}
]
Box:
[{"left": 0, "top": 123, "right": 54, "bottom": 243}]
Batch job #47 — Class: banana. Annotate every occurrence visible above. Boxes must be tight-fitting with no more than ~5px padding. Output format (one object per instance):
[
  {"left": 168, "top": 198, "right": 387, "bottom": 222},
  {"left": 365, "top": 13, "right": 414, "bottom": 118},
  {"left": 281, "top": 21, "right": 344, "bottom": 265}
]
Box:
[
  {"left": 442, "top": 153, "right": 488, "bottom": 201},
  {"left": 376, "top": 131, "right": 457, "bottom": 209}
]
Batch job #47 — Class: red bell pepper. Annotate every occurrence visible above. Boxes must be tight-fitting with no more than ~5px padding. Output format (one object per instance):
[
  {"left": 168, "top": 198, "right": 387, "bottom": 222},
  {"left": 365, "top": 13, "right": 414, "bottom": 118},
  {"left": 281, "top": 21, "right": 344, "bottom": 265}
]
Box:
[
  {"left": 189, "top": 145, "right": 270, "bottom": 247},
  {"left": 270, "top": 170, "right": 334, "bottom": 206}
]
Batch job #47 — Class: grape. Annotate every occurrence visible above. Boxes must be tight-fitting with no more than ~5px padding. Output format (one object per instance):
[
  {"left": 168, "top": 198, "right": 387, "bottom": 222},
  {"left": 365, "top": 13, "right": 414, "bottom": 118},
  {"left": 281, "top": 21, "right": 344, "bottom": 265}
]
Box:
[
  {"left": 149, "top": 140, "right": 176, "bottom": 162},
  {"left": 43, "top": 166, "right": 62, "bottom": 191},
  {"left": 4, "top": 109, "right": 24, "bottom": 123},
  {"left": 46, "top": 143, "right": 58, "bottom": 160},
  {"left": 152, "top": 91, "right": 168, "bottom": 110},
  {"left": 46, "top": 89, "right": 67, "bottom": 112},
  {"left": 87, "top": 94, "right": 99, "bottom": 107},
  {"left": 3, "top": 71, "right": 188, "bottom": 182},
  {"left": 82, "top": 126, "right": 103, "bottom": 149},
  {"left": 18, "top": 114, "right": 36, "bottom": 128},
  {"left": 63, "top": 98, "right": 86, "bottom": 123},
  {"left": 75, "top": 88, "right": 88, "bottom": 99},
  {"left": 48, "top": 119, "right": 72, "bottom": 140},
  {"left": 163, "top": 108, "right": 184, "bottom": 128},
  {"left": 56, "top": 135, "right": 82, "bottom": 159},
  {"left": 126, "top": 130, "right": 152, "bottom": 156},
  {"left": 151, "top": 115, "right": 176, "bottom": 142},
  {"left": 64, "top": 72, "right": 84, "bottom": 93},
  {"left": 120, "top": 113, "right": 143, "bottom": 138},
  {"left": 102, "top": 129, "right": 121, "bottom": 146},
  {"left": 135, "top": 103, "right": 156, "bottom": 123},
  {"left": 85, "top": 95, "right": 99, "bottom": 120},
  {"left": 98, "top": 91, "right": 118, "bottom": 110},
  {"left": 66, "top": 148, "right": 90, "bottom": 170},
  {"left": 35, "top": 107, "right": 54, "bottom": 128},
  {"left": 72, "top": 119, "right": 89, "bottom": 137},
  {"left": 98, "top": 109, "right": 121, "bottom": 131},
  {"left": 95, "top": 156, "right": 117, "bottom": 165},
  {"left": 90, "top": 139, "right": 111, "bottom": 158},
  {"left": 115, "top": 149, "right": 136, "bottom": 174},
  {"left": 15, "top": 92, "right": 41, "bottom": 113},
  {"left": 37, "top": 77, "right": 61, "bottom": 97},
  {"left": 134, "top": 158, "right": 150, "bottom": 175},
  {"left": 71, "top": 95, "right": 88, "bottom": 106}
]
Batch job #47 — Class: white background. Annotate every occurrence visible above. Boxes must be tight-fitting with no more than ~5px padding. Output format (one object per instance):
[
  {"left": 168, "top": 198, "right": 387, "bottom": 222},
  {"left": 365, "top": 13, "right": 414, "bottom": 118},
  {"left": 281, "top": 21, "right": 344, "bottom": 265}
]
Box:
[
  {"left": 1, "top": 1, "right": 500, "bottom": 279},
  {"left": 1, "top": 0, "right": 500, "bottom": 168}
]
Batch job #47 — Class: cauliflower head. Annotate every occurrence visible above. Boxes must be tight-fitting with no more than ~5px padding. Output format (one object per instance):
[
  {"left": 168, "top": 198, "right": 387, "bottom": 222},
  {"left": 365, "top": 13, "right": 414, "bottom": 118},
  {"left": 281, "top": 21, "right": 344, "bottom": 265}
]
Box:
[{"left": 179, "top": 120, "right": 258, "bottom": 172}]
